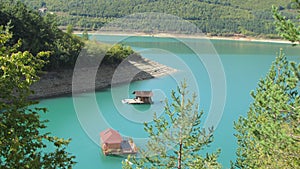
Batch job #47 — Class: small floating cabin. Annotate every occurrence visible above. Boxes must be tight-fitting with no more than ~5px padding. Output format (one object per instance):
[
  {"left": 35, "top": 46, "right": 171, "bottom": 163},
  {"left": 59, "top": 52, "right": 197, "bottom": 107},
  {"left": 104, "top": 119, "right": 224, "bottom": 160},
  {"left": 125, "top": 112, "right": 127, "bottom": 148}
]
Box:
[
  {"left": 133, "top": 91, "right": 153, "bottom": 104},
  {"left": 100, "top": 128, "right": 137, "bottom": 156},
  {"left": 122, "top": 91, "right": 153, "bottom": 104}
]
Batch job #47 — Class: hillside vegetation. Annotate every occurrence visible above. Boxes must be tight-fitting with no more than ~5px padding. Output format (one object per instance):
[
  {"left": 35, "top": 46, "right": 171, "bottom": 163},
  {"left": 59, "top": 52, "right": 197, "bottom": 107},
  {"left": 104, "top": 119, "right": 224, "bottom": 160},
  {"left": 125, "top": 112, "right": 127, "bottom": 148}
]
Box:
[
  {"left": 20, "top": 0, "right": 297, "bottom": 37},
  {"left": 0, "top": 0, "right": 83, "bottom": 70},
  {"left": 0, "top": 0, "right": 137, "bottom": 70}
]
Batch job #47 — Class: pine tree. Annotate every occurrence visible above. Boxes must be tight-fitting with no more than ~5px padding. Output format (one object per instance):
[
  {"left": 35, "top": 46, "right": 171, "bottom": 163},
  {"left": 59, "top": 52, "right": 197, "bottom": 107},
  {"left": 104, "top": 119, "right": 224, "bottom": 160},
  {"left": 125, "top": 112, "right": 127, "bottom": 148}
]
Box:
[
  {"left": 234, "top": 2, "right": 300, "bottom": 167},
  {"left": 273, "top": 0, "right": 300, "bottom": 45},
  {"left": 234, "top": 50, "right": 300, "bottom": 168},
  {"left": 123, "top": 81, "right": 221, "bottom": 169}
]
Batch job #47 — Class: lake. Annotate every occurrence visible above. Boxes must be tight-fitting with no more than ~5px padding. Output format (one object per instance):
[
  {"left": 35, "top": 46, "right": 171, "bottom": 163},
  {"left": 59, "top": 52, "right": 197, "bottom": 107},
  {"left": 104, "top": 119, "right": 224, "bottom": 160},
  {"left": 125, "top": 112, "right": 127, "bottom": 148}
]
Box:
[{"left": 39, "top": 35, "right": 299, "bottom": 169}]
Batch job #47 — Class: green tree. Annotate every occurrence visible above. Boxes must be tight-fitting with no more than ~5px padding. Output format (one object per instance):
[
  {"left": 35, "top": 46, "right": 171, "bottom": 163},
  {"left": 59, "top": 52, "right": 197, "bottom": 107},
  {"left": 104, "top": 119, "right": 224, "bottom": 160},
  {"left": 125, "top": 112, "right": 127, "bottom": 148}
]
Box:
[
  {"left": 104, "top": 44, "right": 134, "bottom": 64},
  {"left": 20, "top": 0, "right": 294, "bottom": 37},
  {"left": 234, "top": 50, "right": 300, "bottom": 168},
  {"left": 273, "top": 0, "right": 300, "bottom": 45},
  {"left": 0, "top": 0, "right": 84, "bottom": 70},
  {"left": 234, "top": 1, "right": 300, "bottom": 168},
  {"left": 66, "top": 24, "right": 74, "bottom": 34},
  {"left": 82, "top": 29, "right": 89, "bottom": 41},
  {"left": 0, "top": 25, "right": 76, "bottom": 168},
  {"left": 123, "top": 81, "right": 221, "bottom": 169}
]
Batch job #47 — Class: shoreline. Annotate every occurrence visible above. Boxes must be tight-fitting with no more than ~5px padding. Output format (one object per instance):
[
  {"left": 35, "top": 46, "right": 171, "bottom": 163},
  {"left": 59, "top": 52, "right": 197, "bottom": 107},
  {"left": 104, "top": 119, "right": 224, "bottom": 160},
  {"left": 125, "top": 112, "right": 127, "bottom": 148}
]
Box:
[
  {"left": 31, "top": 31, "right": 291, "bottom": 100},
  {"left": 74, "top": 31, "right": 292, "bottom": 44},
  {"left": 30, "top": 56, "right": 176, "bottom": 100}
]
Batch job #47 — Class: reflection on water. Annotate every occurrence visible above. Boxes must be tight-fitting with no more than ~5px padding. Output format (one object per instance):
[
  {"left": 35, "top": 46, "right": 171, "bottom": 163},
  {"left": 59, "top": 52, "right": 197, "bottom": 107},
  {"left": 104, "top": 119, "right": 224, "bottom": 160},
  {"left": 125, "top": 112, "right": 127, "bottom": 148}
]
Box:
[{"left": 132, "top": 104, "right": 151, "bottom": 112}]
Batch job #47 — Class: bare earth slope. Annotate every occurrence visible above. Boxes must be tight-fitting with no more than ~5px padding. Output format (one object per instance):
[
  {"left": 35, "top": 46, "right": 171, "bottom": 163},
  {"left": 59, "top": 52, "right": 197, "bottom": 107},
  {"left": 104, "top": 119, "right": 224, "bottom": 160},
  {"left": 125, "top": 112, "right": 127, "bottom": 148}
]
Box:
[{"left": 30, "top": 56, "right": 176, "bottom": 99}]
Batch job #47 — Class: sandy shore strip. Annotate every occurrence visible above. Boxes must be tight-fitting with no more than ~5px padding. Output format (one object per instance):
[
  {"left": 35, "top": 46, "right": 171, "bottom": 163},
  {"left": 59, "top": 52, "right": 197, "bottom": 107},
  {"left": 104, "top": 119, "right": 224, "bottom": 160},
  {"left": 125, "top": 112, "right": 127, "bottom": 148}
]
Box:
[
  {"left": 31, "top": 31, "right": 291, "bottom": 100},
  {"left": 74, "top": 31, "right": 292, "bottom": 44},
  {"left": 30, "top": 56, "right": 176, "bottom": 100}
]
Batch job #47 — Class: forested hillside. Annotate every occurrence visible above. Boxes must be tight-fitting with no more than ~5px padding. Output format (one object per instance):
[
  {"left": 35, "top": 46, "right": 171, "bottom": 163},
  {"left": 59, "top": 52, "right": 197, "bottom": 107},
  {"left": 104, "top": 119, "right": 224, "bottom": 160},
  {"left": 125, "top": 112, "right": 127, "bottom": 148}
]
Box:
[
  {"left": 20, "top": 0, "right": 298, "bottom": 37},
  {"left": 0, "top": 0, "right": 84, "bottom": 70},
  {"left": 0, "top": 0, "right": 139, "bottom": 70}
]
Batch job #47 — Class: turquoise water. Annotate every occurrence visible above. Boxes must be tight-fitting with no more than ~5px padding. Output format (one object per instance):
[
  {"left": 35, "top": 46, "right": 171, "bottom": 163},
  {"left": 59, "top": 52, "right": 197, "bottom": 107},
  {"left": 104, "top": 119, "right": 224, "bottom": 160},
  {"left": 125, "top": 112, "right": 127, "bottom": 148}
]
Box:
[{"left": 39, "top": 36, "right": 299, "bottom": 169}]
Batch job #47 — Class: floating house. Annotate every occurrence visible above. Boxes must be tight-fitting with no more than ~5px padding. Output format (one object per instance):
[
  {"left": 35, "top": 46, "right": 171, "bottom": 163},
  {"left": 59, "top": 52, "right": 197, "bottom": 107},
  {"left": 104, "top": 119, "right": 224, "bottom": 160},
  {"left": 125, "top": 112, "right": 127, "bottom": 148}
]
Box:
[
  {"left": 100, "top": 128, "right": 137, "bottom": 156},
  {"left": 122, "top": 91, "right": 153, "bottom": 104},
  {"left": 133, "top": 91, "right": 153, "bottom": 103}
]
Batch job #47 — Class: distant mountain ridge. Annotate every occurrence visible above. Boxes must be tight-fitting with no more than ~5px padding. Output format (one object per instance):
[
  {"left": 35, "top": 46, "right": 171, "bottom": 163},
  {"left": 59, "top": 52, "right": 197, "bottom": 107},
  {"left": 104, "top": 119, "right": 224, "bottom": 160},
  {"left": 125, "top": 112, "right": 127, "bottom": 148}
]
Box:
[{"left": 20, "top": 0, "right": 297, "bottom": 37}]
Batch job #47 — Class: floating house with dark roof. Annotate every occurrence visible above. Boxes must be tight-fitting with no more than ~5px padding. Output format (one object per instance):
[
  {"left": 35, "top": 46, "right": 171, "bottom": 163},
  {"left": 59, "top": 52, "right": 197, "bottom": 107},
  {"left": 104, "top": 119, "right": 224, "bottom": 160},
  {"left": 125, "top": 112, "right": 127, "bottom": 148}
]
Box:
[
  {"left": 133, "top": 91, "right": 153, "bottom": 103},
  {"left": 100, "top": 128, "right": 137, "bottom": 156},
  {"left": 122, "top": 91, "right": 153, "bottom": 104}
]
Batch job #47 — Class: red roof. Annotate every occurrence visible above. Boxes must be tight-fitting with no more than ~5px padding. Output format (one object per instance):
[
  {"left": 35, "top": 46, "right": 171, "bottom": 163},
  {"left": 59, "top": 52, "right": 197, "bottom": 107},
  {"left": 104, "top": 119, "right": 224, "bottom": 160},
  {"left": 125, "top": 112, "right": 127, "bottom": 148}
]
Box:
[{"left": 100, "top": 128, "right": 122, "bottom": 144}]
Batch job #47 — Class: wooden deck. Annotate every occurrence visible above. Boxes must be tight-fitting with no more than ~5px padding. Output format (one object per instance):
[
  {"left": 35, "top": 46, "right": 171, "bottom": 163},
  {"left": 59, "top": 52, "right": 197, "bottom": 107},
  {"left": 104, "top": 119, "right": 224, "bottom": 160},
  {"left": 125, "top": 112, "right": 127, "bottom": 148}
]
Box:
[{"left": 122, "top": 98, "right": 145, "bottom": 104}]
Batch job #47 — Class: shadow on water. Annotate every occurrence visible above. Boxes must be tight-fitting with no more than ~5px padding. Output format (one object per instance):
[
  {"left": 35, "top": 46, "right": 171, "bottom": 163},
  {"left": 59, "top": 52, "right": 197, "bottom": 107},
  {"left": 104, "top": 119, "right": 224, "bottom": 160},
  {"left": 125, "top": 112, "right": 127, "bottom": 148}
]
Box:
[{"left": 132, "top": 104, "right": 151, "bottom": 112}]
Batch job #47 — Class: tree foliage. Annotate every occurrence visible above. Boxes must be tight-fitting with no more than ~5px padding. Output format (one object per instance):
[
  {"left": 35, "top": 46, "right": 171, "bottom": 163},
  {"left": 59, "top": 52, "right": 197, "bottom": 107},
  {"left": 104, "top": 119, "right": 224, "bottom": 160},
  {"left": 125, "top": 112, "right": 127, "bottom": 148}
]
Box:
[
  {"left": 273, "top": 0, "right": 300, "bottom": 45},
  {"left": 20, "top": 0, "right": 297, "bottom": 37},
  {"left": 82, "top": 29, "right": 89, "bottom": 41},
  {"left": 1, "top": 0, "right": 136, "bottom": 70},
  {"left": 234, "top": 1, "right": 300, "bottom": 168},
  {"left": 123, "top": 81, "right": 221, "bottom": 169},
  {"left": 0, "top": 25, "right": 76, "bottom": 168},
  {"left": 104, "top": 44, "right": 134, "bottom": 64},
  {"left": 234, "top": 50, "right": 300, "bottom": 168},
  {"left": 0, "top": 0, "right": 84, "bottom": 70},
  {"left": 81, "top": 40, "right": 137, "bottom": 67}
]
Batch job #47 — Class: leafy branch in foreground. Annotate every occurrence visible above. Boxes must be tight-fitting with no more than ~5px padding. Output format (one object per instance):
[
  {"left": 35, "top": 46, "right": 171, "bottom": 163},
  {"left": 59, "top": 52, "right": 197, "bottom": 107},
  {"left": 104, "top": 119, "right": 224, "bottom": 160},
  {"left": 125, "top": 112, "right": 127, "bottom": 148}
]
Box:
[
  {"left": 123, "top": 81, "right": 221, "bottom": 169},
  {"left": 234, "top": 50, "right": 300, "bottom": 169},
  {"left": 273, "top": 0, "right": 300, "bottom": 45},
  {"left": 0, "top": 25, "right": 76, "bottom": 168}
]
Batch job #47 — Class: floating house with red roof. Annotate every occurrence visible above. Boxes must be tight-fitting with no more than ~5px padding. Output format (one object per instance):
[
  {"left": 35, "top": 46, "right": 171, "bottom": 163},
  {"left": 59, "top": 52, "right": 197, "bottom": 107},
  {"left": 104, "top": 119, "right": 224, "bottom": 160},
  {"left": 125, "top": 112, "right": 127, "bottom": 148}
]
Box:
[{"left": 100, "top": 128, "right": 137, "bottom": 156}]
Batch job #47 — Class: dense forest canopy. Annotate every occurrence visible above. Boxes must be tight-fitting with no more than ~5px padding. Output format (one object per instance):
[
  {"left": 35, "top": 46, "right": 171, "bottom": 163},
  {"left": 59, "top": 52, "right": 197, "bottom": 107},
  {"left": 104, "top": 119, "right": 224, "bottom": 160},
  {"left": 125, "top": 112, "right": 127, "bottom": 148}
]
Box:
[
  {"left": 0, "top": 0, "right": 138, "bottom": 71},
  {"left": 0, "top": 0, "right": 84, "bottom": 70},
  {"left": 19, "top": 0, "right": 298, "bottom": 37}
]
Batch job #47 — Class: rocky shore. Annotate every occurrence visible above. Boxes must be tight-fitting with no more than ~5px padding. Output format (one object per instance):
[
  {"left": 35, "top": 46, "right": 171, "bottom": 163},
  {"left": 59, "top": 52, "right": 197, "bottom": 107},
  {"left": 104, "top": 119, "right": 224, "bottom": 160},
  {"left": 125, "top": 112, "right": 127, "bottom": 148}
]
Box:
[{"left": 30, "top": 56, "right": 176, "bottom": 100}]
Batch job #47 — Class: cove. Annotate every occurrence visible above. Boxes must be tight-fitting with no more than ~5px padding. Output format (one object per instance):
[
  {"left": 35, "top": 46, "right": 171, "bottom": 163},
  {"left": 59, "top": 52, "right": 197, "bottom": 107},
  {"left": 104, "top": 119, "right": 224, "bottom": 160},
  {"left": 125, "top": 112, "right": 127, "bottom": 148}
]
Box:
[{"left": 38, "top": 36, "right": 300, "bottom": 169}]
